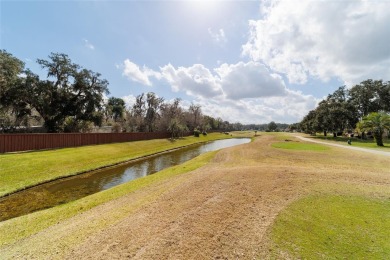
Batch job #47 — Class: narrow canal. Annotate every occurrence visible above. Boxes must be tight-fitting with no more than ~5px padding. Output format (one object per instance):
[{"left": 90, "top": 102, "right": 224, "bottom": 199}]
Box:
[{"left": 0, "top": 138, "right": 250, "bottom": 221}]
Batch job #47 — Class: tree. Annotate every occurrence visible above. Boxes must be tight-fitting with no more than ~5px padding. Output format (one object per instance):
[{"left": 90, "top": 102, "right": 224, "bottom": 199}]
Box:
[
  {"left": 202, "top": 115, "right": 227, "bottom": 131},
  {"left": 314, "top": 100, "right": 331, "bottom": 136},
  {"left": 188, "top": 103, "right": 202, "bottom": 130},
  {"left": 130, "top": 93, "right": 146, "bottom": 131},
  {"left": 159, "top": 98, "right": 185, "bottom": 136},
  {"left": 357, "top": 112, "right": 390, "bottom": 146},
  {"left": 3, "top": 53, "right": 109, "bottom": 132},
  {"left": 0, "top": 50, "right": 25, "bottom": 99},
  {"left": 320, "top": 87, "right": 358, "bottom": 136},
  {"left": 232, "top": 122, "right": 243, "bottom": 131},
  {"left": 300, "top": 110, "right": 318, "bottom": 135},
  {"left": 107, "top": 97, "right": 126, "bottom": 122},
  {"left": 144, "top": 92, "right": 163, "bottom": 132},
  {"left": 287, "top": 123, "right": 300, "bottom": 132},
  {"left": 268, "top": 121, "right": 278, "bottom": 132},
  {"left": 0, "top": 50, "right": 33, "bottom": 131},
  {"left": 349, "top": 79, "right": 381, "bottom": 119},
  {"left": 377, "top": 82, "right": 390, "bottom": 112},
  {"left": 299, "top": 86, "right": 359, "bottom": 137},
  {"left": 167, "top": 118, "right": 185, "bottom": 139},
  {"left": 221, "top": 120, "right": 232, "bottom": 131}
]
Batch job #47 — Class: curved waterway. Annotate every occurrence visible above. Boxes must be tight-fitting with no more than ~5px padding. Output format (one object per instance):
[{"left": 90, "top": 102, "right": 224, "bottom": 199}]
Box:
[{"left": 0, "top": 138, "right": 250, "bottom": 221}]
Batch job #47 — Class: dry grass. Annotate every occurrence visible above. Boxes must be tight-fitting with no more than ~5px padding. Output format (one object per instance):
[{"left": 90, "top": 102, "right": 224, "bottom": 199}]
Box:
[{"left": 1, "top": 133, "right": 389, "bottom": 259}]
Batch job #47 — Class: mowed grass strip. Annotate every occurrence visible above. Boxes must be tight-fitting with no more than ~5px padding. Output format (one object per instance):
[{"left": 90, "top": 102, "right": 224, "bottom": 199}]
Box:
[
  {"left": 269, "top": 134, "right": 390, "bottom": 258},
  {"left": 271, "top": 141, "right": 330, "bottom": 151},
  {"left": 0, "top": 133, "right": 234, "bottom": 197},
  {"left": 271, "top": 195, "right": 390, "bottom": 259},
  {"left": 0, "top": 151, "right": 218, "bottom": 247},
  {"left": 313, "top": 135, "right": 390, "bottom": 150}
]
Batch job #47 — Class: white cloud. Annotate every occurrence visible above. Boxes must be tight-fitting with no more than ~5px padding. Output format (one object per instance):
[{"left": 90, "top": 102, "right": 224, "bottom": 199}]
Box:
[
  {"left": 121, "top": 94, "right": 137, "bottom": 109},
  {"left": 121, "top": 59, "right": 287, "bottom": 100},
  {"left": 158, "top": 61, "right": 319, "bottom": 123},
  {"left": 242, "top": 0, "right": 390, "bottom": 85},
  {"left": 159, "top": 61, "right": 287, "bottom": 100},
  {"left": 196, "top": 88, "right": 318, "bottom": 124},
  {"left": 208, "top": 28, "right": 227, "bottom": 45},
  {"left": 189, "top": 90, "right": 318, "bottom": 124},
  {"left": 122, "top": 59, "right": 161, "bottom": 86},
  {"left": 215, "top": 61, "right": 286, "bottom": 99},
  {"left": 83, "top": 39, "right": 95, "bottom": 50},
  {"left": 160, "top": 63, "right": 223, "bottom": 98},
  {"left": 121, "top": 59, "right": 318, "bottom": 123}
]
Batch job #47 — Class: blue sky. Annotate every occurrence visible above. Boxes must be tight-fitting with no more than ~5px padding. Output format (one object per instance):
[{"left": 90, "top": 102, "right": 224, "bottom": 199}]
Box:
[{"left": 2, "top": 0, "right": 390, "bottom": 124}]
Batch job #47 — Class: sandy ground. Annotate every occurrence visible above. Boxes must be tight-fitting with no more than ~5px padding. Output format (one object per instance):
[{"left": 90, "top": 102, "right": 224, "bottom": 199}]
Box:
[{"left": 1, "top": 134, "right": 390, "bottom": 259}]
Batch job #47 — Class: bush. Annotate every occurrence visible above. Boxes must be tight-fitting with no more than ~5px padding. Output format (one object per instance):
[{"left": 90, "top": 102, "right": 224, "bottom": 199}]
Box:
[
  {"left": 202, "top": 131, "right": 207, "bottom": 136},
  {"left": 194, "top": 129, "right": 201, "bottom": 137}
]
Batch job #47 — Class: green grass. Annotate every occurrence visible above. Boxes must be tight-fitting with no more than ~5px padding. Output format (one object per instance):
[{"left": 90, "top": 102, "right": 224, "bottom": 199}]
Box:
[
  {"left": 0, "top": 133, "right": 239, "bottom": 197},
  {"left": 271, "top": 195, "right": 390, "bottom": 259},
  {"left": 312, "top": 135, "right": 390, "bottom": 150},
  {"left": 271, "top": 141, "right": 330, "bottom": 151},
  {"left": 0, "top": 151, "right": 218, "bottom": 247}
]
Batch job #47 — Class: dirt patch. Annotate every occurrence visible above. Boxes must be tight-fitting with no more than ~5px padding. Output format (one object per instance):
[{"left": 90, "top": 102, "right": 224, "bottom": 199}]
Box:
[{"left": 1, "top": 135, "right": 389, "bottom": 259}]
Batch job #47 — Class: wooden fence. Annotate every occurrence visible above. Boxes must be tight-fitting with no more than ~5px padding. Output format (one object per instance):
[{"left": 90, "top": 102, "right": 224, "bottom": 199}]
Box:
[{"left": 0, "top": 132, "right": 175, "bottom": 153}]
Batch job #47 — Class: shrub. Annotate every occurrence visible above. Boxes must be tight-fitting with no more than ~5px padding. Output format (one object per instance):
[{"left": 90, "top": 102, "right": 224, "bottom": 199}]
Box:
[{"left": 194, "top": 129, "right": 201, "bottom": 137}]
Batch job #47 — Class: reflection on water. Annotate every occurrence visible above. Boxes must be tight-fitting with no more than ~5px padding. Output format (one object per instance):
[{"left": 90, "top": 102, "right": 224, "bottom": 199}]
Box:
[{"left": 0, "top": 138, "right": 250, "bottom": 221}]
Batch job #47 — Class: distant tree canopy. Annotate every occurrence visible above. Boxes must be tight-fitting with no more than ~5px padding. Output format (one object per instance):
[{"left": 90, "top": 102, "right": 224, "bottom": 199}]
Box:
[
  {"left": 123, "top": 93, "right": 239, "bottom": 135},
  {"left": 300, "top": 80, "right": 390, "bottom": 137},
  {"left": 1, "top": 51, "right": 109, "bottom": 132},
  {"left": 267, "top": 121, "right": 278, "bottom": 132}
]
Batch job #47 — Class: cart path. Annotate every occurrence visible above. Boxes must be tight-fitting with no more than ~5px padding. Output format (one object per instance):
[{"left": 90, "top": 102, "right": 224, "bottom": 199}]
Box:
[{"left": 295, "top": 135, "right": 390, "bottom": 157}]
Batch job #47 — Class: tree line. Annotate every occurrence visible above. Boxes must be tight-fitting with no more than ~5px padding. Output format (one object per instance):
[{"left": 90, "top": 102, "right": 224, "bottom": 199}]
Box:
[
  {"left": 299, "top": 80, "right": 390, "bottom": 145},
  {"left": 0, "top": 50, "right": 242, "bottom": 135},
  {"left": 104, "top": 93, "right": 242, "bottom": 137}
]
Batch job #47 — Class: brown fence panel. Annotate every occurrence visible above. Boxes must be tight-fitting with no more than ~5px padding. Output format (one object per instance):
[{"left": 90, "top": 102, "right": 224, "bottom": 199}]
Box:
[{"left": 0, "top": 132, "right": 176, "bottom": 153}]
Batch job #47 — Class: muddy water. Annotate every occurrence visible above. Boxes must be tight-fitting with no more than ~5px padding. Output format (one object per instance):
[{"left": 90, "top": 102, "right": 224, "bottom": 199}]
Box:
[{"left": 0, "top": 138, "right": 250, "bottom": 221}]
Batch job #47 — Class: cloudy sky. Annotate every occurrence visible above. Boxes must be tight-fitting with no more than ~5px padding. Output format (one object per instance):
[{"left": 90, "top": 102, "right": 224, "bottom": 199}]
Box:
[{"left": 2, "top": 0, "right": 390, "bottom": 124}]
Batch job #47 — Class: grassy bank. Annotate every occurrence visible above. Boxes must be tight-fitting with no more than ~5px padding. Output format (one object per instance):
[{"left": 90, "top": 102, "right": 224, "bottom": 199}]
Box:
[
  {"left": 0, "top": 151, "right": 218, "bottom": 247},
  {"left": 271, "top": 194, "right": 390, "bottom": 259},
  {"left": 0, "top": 132, "right": 250, "bottom": 197},
  {"left": 269, "top": 135, "right": 390, "bottom": 258}
]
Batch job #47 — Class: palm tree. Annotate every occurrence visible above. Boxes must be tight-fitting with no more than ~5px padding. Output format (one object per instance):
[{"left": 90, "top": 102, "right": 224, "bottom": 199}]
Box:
[{"left": 357, "top": 112, "right": 390, "bottom": 146}]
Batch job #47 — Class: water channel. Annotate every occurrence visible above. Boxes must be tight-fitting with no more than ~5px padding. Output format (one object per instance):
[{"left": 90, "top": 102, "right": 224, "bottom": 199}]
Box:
[{"left": 0, "top": 138, "right": 250, "bottom": 222}]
